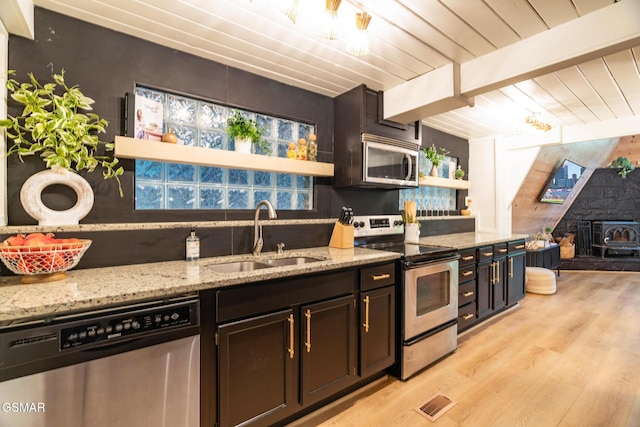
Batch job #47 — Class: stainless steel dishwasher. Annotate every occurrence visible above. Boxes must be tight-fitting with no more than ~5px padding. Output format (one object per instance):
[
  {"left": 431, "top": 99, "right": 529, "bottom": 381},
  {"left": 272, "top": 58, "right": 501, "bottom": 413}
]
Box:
[{"left": 0, "top": 296, "right": 200, "bottom": 427}]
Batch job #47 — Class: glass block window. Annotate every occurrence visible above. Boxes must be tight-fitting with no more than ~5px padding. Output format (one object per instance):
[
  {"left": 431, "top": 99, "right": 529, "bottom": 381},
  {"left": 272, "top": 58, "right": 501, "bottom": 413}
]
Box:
[{"left": 134, "top": 87, "right": 314, "bottom": 210}]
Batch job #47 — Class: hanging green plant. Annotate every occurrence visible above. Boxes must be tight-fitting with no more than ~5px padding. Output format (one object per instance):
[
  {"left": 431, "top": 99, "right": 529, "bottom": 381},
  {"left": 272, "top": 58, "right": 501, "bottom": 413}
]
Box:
[
  {"left": 0, "top": 70, "right": 123, "bottom": 196},
  {"left": 609, "top": 156, "right": 635, "bottom": 179}
]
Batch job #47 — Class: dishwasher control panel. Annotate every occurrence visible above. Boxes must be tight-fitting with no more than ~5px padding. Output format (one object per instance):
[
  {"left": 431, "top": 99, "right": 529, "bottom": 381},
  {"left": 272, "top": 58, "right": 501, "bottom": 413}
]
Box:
[{"left": 60, "top": 300, "right": 196, "bottom": 350}]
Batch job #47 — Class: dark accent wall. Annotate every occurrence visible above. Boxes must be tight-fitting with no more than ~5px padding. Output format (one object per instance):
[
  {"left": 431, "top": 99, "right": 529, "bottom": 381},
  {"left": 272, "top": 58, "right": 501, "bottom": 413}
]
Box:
[
  {"left": 555, "top": 168, "right": 640, "bottom": 237},
  {"left": 2, "top": 8, "right": 472, "bottom": 272}
]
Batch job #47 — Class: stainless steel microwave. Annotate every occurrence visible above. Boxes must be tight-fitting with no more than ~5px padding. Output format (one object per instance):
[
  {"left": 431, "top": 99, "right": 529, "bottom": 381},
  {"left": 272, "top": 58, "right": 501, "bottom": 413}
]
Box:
[{"left": 362, "top": 133, "right": 420, "bottom": 188}]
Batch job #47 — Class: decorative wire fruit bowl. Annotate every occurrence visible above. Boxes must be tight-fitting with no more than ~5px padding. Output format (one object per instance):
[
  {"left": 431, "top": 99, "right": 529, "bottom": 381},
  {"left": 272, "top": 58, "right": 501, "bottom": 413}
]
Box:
[{"left": 0, "top": 240, "right": 92, "bottom": 283}]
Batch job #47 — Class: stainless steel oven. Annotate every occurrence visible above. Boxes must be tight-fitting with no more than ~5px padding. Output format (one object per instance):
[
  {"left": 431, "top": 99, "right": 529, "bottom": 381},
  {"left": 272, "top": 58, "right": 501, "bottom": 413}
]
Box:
[
  {"left": 353, "top": 215, "right": 459, "bottom": 380},
  {"left": 362, "top": 134, "right": 419, "bottom": 188},
  {"left": 401, "top": 256, "right": 458, "bottom": 380}
]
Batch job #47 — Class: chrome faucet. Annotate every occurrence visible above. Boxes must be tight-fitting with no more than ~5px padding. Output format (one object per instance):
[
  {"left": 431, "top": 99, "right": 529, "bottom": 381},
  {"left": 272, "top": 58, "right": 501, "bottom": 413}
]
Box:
[{"left": 253, "top": 200, "right": 277, "bottom": 256}]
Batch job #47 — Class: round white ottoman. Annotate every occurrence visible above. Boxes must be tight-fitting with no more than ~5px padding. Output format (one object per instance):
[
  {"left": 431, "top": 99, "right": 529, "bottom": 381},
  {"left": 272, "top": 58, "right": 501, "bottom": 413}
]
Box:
[{"left": 525, "top": 267, "right": 557, "bottom": 295}]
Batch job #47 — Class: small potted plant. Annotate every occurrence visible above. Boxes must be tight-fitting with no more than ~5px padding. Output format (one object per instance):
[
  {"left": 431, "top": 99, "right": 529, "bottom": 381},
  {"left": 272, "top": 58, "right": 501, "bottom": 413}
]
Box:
[
  {"left": 609, "top": 156, "right": 635, "bottom": 179},
  {"left": 455, "top": 165, "right": 465, "bottom": 180},
  {"left": 0, "top": 70, "right": 123, "bottom": 225},
  {"left": 423, "top": 144, "right": 449, "bottom": 177},
  {"left": 225, "top": 109, "right": 270, "bottom": 154}
]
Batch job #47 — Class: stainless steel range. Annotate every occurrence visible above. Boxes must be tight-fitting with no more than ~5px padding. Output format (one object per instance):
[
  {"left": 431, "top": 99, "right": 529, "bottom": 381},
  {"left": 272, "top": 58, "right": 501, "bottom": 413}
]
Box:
[{"left": 353, "top": 215, "right": 459, "bottom": 380}]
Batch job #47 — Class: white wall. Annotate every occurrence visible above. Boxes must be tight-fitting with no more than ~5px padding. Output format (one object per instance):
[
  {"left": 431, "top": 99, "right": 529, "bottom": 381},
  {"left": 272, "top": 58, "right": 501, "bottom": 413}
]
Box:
[
  {"left": 468, "top": 137, "right": 497, "bottom": 233},
  {"left": 0, "top": 20, "right": 8, "bottom": 226}
]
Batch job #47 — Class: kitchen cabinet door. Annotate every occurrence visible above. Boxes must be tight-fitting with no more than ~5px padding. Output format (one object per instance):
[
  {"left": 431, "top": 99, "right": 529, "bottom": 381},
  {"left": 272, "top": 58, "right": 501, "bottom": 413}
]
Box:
[
  {"left": 360, "top": 285, "right": 395, "bottom": 377},
  {"left": 476, "top": 260, "right": 492, "bottom": 320},
  {"left": 492, "top": 257, "right": 507, "bottom": 311},
  {"left": 507, "top": 252, "right": 526, "bottom": 306},
  {"left": 218, "top": 309, "right": 296, "bottom": 427},
  {"left": 300, "top": 295, "right": 357, "bottom": 406}
]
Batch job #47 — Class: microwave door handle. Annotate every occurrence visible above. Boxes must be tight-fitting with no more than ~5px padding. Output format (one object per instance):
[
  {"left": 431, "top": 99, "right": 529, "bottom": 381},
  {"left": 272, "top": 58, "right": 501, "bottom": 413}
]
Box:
[{"left": 405, "top": 154, "right": 413, "bottom": 181}]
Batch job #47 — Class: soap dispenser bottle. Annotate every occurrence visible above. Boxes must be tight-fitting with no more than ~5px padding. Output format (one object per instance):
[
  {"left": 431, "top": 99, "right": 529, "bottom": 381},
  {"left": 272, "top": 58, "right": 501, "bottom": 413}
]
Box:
[{"left": 186, "top": 228, "right": 200, "bottom": 261}]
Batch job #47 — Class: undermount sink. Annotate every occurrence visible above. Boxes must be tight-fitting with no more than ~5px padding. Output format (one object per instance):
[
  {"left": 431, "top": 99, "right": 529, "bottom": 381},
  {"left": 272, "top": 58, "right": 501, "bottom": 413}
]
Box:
[
  {"left": 263, "top": 257, "right": 323, "bottom": 267},
  {"left": 206, "top": 260, "right": 271, "bottom": 273},
  {"left": 207, "top": 256, "right": 323, "bottom": 272}
]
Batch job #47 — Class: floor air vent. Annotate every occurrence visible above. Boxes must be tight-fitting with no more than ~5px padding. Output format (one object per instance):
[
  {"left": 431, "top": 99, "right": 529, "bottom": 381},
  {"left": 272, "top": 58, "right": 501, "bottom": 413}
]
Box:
[{"left": 415, "top": 392, "right": 457, "bottom": 422}]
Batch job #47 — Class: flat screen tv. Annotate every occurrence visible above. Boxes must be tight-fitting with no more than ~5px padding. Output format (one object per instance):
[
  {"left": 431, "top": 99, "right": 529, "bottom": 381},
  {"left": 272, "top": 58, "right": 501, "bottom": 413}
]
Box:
[{"left": 538, "top": 159, "right": 585, "bottom": 204}]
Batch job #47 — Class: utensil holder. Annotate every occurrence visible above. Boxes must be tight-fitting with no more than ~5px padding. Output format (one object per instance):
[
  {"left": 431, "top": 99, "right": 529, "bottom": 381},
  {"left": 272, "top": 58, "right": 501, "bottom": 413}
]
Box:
[{"left": 329, "top": 222, "right": 354, "bottom": 249}]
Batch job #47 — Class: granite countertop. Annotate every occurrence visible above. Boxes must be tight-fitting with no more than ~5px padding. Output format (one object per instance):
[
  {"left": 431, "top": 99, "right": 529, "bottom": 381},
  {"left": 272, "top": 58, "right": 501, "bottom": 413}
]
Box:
[
  {"left": 0, "top": 246, "right": 400, "bottom": 324},
  {"left": 0, "top": 231, "right": 527, "bottom": 324},
  {"left": 420, "top": 232, "right": 528, "bottom": 250}
]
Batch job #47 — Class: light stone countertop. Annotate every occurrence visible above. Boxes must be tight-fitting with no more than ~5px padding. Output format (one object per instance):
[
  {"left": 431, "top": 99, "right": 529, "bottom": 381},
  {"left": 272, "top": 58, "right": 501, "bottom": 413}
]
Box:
[
  {"left": 419, "top": 232, "right": 528, "bottom": 250},
  {"left": 0, "top": 246, "right": 400, "bottom": 324}
]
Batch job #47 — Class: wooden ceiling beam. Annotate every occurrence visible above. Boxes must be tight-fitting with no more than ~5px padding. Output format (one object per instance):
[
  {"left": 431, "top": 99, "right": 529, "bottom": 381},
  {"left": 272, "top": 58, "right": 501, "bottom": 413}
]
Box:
[
  {"left": 0, "top": 0, "right": 34, "bottom": 39},
  {"left": 383, "top": 1, "right": 640, "bottom": 123}
]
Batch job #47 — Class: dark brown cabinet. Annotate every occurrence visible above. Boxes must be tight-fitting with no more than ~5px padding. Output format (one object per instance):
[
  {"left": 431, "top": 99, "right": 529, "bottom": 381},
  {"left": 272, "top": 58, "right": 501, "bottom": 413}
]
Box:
[
  {"left": 300, "top": 295, "right": 356, "bottom": 406},
  {"left": 333, "top": 84, "right": 421, "bottom": 188},
  {"left": 214, "top": 269, "right": 359, "bottom": 427},
  {"left": 218, "top": 310, "right": 295, "bottom": 427},
  {"left": 477, "top": 244, "right": 507, "bottom": 320},
  {"left": 358, "top": 263, "right": 396, "bottom": 377},
  {"left": 457, "top": 248, "right": 478, "bottom": 332},
  {"left": 507, "top": 240, "right": 526, "bottom": 306},
  {"left": 526, "top": 244, "right": 560, "bottom": 275}
]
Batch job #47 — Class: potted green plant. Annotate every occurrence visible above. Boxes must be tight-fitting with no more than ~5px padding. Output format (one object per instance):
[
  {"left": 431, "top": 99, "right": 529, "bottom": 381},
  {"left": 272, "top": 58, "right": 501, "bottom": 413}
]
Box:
[
  {"left": 454, "top": 165, "right": 465, "bottom": 180},
  {"left": 423, "top": 144, "right": 449, "bottom": 177},
  {"left": 225, "top": 109, "right": 270, "bottom": 154},
  {"left": 609, "top": 156, "right": 635, "bottom": 179},
  {"left": 0, "top": 70, "right": 123, "bottom": 225}
]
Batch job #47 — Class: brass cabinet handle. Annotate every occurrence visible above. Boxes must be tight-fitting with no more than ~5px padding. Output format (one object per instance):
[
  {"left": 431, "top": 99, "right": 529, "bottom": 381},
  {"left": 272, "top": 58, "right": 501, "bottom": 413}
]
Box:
[
  {"left": 363, "top": 295, "right": 370, "bottom": 333},
  {"left": 305, "top": 309, "right": 312, "bottom": 353},
  {"left": 462, "top": 270, "right": 473, "bottom": 277},
  {"left": 509, "top": 257, "right": 514, "bottom": 278},
  {"left": 371, "top": 273, "right": 391, "bottom": 281},
  {"left": 288, "top": 314, "right": 295, "bottom": 359},
  {"left": 492, "top": 261, "right": 498, "bottom": 284},
  {"left": 515, "top": 244, "right": 525, "bottom": 249},
  {"left": 462, "top": 255, "right": 474, "bottom": 261},
  {"left": 498, "top": 248, "right": 507, "bottom": 253},
  {"left": 462, "top": 291, "right": 474, "bottom": 297},
  {"left": 483, "top": 252, "right": 493, "bottom": 257},
  {"left": 462, "top": 313, "right": 474, "bottom": 320}
]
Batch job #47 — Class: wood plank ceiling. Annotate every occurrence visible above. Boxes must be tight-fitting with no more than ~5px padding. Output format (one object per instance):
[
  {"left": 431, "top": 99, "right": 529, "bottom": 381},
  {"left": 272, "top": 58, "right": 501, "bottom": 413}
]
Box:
[{"left": 32, "top": 0, "right": 640, "bottom": 141}]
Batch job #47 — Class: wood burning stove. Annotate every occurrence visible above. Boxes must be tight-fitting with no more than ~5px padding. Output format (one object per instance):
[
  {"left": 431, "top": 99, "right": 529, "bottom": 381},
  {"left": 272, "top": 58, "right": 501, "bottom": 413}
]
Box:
[{"left": 592, "top": 221, "right": 640, "bottom": 258}]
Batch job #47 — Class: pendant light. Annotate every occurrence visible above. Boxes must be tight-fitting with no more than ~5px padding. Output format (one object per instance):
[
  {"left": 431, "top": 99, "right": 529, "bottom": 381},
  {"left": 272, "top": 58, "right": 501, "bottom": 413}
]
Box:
[
  {"left": 274, "top": 0, "right": 299, "bottom": 24},
  {"left": 320, "top": 0, "right": 342, "bottom": 40},
  {"left": 346, "top": 12, "right": 372, "bottom": 56}
]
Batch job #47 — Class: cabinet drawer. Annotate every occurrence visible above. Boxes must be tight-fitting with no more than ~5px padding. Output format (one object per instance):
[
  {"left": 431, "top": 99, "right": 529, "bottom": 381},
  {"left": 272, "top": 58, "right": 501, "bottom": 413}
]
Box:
[
  {"left": 360, "top": 263, "right": 395, "bottom": 291},
  {"left": 458, "top": 301, "right": 477, "bottom": 331},
  {"left": 494, "top": 243, "right": 508, "bottom": 257},
  {"left": 477, "top": 245, "right": 494, "bottom": 262},
  {"left": 458, "top": 281, "right": 476, "bottom": 306},
  {"left": 458, "top": 265, "right": 476, "bottom": 283},
  {"left": 508, "top": 240, "right": 526, "bottom": 253},
  {"left": 458, "top": 248, "right": 476, "bottom": 266}
]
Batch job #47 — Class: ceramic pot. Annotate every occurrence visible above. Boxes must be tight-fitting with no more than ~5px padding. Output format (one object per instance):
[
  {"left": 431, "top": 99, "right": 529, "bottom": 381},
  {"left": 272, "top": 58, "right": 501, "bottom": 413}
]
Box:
[
  {"left": 404, "top": 223, "right": 420, "bottom": 243},
  {"left": 20, "top": 166, "right": 94, "bottom": 225},
  {"left": 234, "top": 137, "right": 252, "bottom": 154},
  {"left": 430, "top": 165, "right": 438, "bottom": 177}
]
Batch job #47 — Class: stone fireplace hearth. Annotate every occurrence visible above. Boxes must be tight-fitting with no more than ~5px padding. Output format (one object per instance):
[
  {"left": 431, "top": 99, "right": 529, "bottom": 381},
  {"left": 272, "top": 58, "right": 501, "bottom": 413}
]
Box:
[{"left": 554, "top": 168, "right": 640, "bottom": 272}]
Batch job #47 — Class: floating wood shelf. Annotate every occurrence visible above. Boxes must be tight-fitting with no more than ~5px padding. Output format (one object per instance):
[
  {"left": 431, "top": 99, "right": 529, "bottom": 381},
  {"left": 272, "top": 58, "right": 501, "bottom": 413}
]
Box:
[
  {"left": 114, "top": 136, "right": 334, "bottom": 177},
  {"left": 419, "top": 176, "right": 470, "bottom": 190}
]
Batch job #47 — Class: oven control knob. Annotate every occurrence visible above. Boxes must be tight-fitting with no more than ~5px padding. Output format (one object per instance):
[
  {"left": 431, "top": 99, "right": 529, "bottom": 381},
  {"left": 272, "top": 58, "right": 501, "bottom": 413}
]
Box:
[
  {"left": 358, "top": 221, "right": 365, "bottom": 228},
  {"left": 394, "top": 220, "right": 403, "bottom": 226}
]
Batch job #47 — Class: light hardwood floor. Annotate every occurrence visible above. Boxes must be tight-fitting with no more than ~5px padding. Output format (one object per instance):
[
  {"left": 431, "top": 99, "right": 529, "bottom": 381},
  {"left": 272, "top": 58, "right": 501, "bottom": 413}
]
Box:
[{"left": 289, "top": 271, "right": 640, "bottom": 427}]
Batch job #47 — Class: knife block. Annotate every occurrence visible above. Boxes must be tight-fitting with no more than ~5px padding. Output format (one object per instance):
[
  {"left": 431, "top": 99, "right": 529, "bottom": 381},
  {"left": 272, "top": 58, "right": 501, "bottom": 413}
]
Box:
[{"left": 329, "top": 222, "right": 354, "bottom": 249}]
